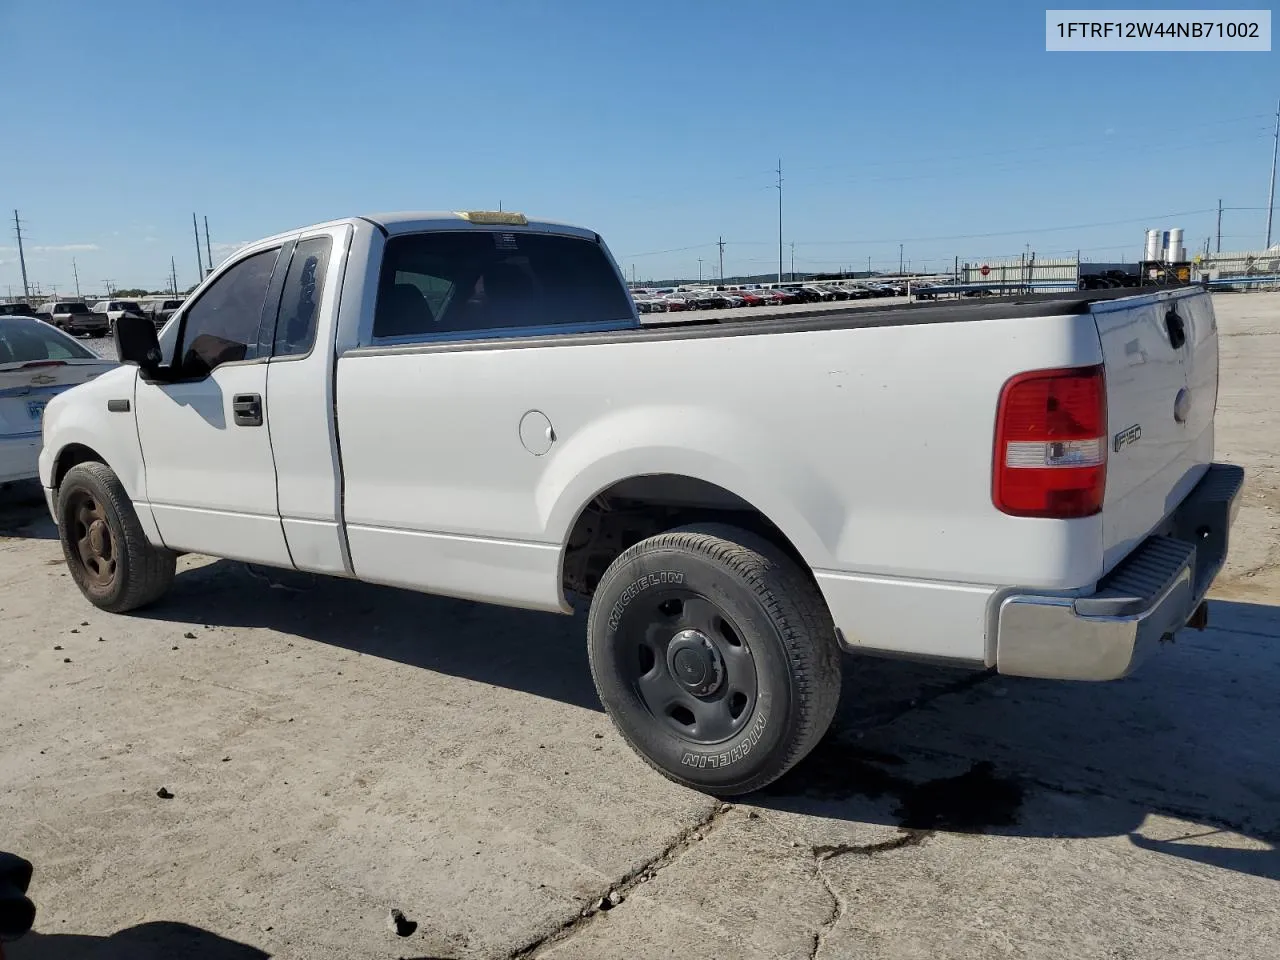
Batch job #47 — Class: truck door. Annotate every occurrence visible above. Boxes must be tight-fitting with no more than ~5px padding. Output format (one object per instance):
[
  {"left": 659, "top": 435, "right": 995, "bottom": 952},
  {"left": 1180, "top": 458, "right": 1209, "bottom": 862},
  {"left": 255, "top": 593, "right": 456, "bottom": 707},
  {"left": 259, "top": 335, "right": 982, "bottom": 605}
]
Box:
[
  {"left": 262, "top": 228, "right": 351, "bottom": 576},
  {"left": 134, "top": 243, "right": 295, "bottom": 567}
]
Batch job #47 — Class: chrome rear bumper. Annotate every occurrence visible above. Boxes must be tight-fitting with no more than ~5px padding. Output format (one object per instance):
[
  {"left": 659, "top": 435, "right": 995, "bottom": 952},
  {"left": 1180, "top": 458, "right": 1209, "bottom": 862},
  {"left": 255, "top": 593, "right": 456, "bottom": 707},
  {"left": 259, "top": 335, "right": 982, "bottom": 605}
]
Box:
[{"left": 996, "top": 463, "right": 1244, "bottom": 681}]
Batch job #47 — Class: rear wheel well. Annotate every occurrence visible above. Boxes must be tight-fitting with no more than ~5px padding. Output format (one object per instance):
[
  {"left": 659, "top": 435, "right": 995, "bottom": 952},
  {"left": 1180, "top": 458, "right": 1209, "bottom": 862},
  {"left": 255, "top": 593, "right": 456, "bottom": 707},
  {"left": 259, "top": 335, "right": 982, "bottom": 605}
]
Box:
[
  {"left": 53, "top": 444, "right": 106, "bottom": 491},
  {"left": 561, "top": 475, "right": 812, "bottom": 601}
]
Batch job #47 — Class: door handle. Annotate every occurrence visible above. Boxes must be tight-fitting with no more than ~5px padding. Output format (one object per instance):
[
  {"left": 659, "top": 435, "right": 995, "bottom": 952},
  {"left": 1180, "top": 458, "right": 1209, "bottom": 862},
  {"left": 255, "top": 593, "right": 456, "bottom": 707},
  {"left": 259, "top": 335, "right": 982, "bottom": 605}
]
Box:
[
  {"left": 232, "top": 393, "right": 263, "bottom": 427},
  {"left": 1165, "top": 309, "right": 1187, "bottom": 349}
]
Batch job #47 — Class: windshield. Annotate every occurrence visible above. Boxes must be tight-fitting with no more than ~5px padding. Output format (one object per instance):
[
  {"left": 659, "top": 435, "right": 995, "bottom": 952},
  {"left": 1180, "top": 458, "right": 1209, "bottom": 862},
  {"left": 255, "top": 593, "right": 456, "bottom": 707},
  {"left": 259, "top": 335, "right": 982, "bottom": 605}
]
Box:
[
  {"left": 0, "top": 317, "right": 98, "bottom": 364},
  {"left": 61, "top": 303, "right": 90, "bottom": 314}
]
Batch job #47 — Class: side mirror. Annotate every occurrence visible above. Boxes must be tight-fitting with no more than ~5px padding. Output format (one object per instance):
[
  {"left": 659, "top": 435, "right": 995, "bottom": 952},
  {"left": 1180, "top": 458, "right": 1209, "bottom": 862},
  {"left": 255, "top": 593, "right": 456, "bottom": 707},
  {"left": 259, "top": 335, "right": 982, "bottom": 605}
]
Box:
[{"left": 114, "top": 313, "right": 164, "bottom": 378}]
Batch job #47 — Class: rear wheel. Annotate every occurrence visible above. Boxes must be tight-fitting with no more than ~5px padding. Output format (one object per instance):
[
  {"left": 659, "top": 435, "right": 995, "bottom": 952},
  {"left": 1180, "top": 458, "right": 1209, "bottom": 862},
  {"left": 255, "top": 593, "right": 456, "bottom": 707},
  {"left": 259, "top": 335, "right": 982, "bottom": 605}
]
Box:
[
  {"left": 587, "top": 523, "right": 842, "bottom": 796},
  {"left": 57, "top": 462, "right": 175, "bottom": 612}
]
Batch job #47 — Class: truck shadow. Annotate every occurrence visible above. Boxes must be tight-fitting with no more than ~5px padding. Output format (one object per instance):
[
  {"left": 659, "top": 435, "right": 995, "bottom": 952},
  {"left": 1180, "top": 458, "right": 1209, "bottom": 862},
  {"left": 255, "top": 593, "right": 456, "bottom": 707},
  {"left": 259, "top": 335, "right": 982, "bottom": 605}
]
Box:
[
  {"left": 762, "top": 598, "right": 1280, "bottom": 882},
  {"left": 137, "top": 562, "right": 1279, "bottom": 882},
  {"left": 7, "top": 922, "right": 268, "bottom": 960},
  {"left": 0, "top": 480, "right": 55, "bottom": 540}
]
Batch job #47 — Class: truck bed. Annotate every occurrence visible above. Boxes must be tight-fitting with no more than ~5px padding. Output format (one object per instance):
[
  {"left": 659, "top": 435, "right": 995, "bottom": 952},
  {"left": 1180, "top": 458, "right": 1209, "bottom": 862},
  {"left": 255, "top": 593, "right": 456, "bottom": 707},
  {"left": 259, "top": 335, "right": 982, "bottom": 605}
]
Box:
[{"left": 639, "top": 286, "right": 1197, "bottom": 333}]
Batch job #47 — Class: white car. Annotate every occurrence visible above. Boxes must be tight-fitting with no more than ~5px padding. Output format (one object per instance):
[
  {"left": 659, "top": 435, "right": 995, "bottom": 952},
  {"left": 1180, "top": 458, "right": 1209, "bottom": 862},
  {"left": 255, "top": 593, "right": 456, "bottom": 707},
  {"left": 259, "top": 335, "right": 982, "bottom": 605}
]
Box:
[
  {"left": 1, "top": 317, "right": 116, "bottom": 483},
  {"left": 37, "top": 210, "right": 1242, "bottom": 796},
  {"left": 91, "top": 299, "right": 149, "bottom": 329}
]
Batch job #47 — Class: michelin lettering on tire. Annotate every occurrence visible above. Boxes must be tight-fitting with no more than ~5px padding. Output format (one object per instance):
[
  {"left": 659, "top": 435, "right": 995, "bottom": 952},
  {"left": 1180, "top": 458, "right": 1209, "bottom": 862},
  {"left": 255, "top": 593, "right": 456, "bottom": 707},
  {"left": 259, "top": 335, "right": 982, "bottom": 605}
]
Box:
[
  {"left": 679, "top": 711, "right": 769, "bottom": 768},
  {"left": 607, "top": 571, "right": 685, "bottom": 633}
]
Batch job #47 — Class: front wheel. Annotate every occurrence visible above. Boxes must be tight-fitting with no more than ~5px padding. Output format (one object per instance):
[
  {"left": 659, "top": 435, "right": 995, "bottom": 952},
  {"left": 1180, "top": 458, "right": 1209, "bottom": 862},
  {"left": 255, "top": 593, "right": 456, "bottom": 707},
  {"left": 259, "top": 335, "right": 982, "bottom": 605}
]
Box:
[
  {"left": 57, "top": 462, "right": 176, "bottom": 612},
  {"left": 587, "top": 523, "right": 841, "bottom": 796}
]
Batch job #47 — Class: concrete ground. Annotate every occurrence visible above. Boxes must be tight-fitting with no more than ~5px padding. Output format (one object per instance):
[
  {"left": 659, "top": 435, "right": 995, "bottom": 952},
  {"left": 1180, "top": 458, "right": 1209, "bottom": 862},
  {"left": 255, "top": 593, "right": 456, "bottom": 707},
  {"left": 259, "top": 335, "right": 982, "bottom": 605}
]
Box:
[{"left": 2, "top": 292, "right": 1278, "bottom": 959}]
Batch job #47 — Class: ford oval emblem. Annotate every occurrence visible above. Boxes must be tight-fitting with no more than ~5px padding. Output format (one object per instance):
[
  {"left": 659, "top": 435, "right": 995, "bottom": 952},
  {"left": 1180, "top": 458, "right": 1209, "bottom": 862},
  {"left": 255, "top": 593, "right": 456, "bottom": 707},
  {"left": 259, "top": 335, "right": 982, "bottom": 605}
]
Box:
[{"left": 1173, "top": 387, "right": 1191, "bottom": 424}]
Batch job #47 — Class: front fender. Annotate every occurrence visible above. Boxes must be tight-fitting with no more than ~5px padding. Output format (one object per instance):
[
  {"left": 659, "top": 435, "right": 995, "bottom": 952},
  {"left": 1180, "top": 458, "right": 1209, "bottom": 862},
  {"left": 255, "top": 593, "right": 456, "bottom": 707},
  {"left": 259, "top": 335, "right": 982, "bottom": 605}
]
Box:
[
  {"left": 38, "top": 367, "right": 156, "bottom": 537},
  {"left": 537, "top": 404, "right": 845, "bottom": 569}
]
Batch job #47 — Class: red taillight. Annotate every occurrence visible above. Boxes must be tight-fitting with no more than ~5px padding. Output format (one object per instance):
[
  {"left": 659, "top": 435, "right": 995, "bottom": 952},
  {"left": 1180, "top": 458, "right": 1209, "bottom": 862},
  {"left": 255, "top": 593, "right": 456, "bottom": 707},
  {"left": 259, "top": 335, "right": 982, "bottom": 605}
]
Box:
[{"left": 993, "top": 364, "right": 1107, "bottom": 519}]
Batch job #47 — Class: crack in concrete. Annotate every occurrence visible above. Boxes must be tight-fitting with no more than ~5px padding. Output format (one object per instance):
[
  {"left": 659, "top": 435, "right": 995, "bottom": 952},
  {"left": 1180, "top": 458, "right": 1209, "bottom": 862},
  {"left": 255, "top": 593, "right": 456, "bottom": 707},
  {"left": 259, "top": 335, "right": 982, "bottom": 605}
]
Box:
[
  {"left": 809, "top": 858, "right": 842, "bottom": 960},
  {"left": 506, "top": 802, "right": 733, "bottom": 959},
  {"left": 806, "top": 830, "right": 929, "bottom": 959},
  {"left": 813, "top": 828, "right": 932, "bottom": 862}
]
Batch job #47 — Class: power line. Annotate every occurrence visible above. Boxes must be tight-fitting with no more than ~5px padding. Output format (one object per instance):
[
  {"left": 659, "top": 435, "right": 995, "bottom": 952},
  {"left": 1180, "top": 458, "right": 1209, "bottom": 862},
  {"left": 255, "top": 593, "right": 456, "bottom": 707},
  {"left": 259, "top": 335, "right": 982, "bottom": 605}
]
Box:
[
  {"left": 788, "top": 208, "right": 1218, "bottom": 246},
  {"left": 620, "top": 242, "right": 719, "bottom": 259}
]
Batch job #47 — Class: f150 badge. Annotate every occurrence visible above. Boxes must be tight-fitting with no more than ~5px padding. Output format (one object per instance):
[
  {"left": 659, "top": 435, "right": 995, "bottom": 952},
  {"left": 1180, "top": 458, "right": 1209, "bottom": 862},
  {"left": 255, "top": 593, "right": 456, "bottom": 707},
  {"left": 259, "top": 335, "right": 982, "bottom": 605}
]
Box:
[{"left": 1113, "top": 424, "right": 1142, "bottom": 453}]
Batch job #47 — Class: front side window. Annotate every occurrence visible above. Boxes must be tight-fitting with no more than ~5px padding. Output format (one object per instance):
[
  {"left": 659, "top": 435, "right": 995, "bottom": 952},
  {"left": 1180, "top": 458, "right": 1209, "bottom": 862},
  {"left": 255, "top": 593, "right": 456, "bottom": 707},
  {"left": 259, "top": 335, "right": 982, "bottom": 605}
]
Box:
[
  {"left": 273, "top": 236, "right": 332, "bottom": 357},
  {"left": 175, "top": 247, "right": 279, "bottom": 378},
  {"left": 371, "top": 230, "right": 633, "bottom": 341}
]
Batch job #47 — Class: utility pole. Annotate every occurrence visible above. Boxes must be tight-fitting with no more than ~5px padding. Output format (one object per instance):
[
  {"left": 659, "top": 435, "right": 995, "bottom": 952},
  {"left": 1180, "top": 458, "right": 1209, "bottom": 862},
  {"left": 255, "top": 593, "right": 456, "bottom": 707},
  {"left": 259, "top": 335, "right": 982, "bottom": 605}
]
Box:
[
  {"left": 697, "top": 258, "right": 704, "bottom": 282},
  {"left": 899, "top": 243, "right": 904, "bottom": 274},
  {"left": 13, "top": 210, "right": 30, "bottom": 300},
  {"left": 631, "top": 264, "right": 636, "bottom": 285},
  {"left": 72, "top": 258, "right": 81, "bottom": 298},
  {"left": 204, "top": 216, "right": 214, "bottom": 273},
  {"left": 1216, "top": 198, "right": 1223, "bottom": 253},
  {"left": 193, "top": 213, "right": 204, "bottom": 281},
  {"left": 775, "top": 158, "right": 783, "bottom": 284},
  {"left": 718, "top": 236, "right": 725, "bottom": 282},
  {"left": 867, "top": 255, "right": 871, "bottom": 276},
  {"left": 170, "top": 257, "right": 178, "bottom": 296},
  {"left": 103, "top": 279, "right": 115, "bottom": 296},
  {"left": 1267, "top": 98, "right": 1279, "bottom": 248},
  {"left": 790, "top": 241, "right": 795, "bottom": 281}
]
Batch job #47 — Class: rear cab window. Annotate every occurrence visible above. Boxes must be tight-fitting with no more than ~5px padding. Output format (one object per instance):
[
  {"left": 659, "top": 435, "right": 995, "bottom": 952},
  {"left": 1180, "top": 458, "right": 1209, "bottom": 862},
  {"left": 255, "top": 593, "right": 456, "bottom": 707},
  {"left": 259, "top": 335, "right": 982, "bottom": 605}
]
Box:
[
  {"left": 371, "top": 230, "right": 636, "bottom": 342},
  {"left": 272, "top": 236, "right": 332, "bottom": 357}
]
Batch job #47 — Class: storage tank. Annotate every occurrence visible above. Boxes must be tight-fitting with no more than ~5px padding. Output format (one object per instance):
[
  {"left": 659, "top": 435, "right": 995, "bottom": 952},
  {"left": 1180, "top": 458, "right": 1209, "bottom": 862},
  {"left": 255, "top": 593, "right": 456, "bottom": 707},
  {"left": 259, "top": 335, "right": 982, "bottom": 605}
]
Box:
[
  {"left": 1144, "top": 229, "right": 1162, "bottom": 262},
  {"left": 1166, "top": 227, "right": 1185, "bottom": 263}
]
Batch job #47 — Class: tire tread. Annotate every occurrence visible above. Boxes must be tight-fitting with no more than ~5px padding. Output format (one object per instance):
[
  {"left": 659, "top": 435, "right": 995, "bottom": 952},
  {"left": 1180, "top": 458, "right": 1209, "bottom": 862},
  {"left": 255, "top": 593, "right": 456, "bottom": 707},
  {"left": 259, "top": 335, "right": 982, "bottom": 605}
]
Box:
[
  {"left": 59, "top": 462, "right": 176, "bottom": 613},
  {"left": 588, "top": 523, "right": 841, "bottom": 795}
]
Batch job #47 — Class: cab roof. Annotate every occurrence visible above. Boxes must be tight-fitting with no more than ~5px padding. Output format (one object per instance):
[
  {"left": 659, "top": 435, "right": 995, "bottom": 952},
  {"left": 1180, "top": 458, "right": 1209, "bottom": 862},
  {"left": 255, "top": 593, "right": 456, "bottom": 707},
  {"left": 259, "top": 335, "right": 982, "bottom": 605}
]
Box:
[{"left": 252, "top": 211, "right": 599, "bottom": 248}]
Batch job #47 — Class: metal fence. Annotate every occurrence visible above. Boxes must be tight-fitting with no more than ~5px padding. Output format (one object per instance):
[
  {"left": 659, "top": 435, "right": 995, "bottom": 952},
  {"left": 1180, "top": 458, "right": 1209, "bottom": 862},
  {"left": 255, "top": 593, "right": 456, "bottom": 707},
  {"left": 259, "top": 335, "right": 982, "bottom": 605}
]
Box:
[
  {"left": 959, "top": 256, "right": 1080, "bottom": 292},
  {"left": 1195, "top": 248, "right": 1280, "bottom": 289}
]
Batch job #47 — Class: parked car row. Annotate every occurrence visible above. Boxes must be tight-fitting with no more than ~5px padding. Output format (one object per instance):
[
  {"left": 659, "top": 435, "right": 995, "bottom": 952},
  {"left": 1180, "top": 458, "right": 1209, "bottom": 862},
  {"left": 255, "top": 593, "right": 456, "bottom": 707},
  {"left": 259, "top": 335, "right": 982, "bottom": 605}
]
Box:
[
  {"left": 0, "top": 296, "right": 188, "bottom": 339},
  {"left": 630, "top": 279, "right": 908, "bottom": 313}
]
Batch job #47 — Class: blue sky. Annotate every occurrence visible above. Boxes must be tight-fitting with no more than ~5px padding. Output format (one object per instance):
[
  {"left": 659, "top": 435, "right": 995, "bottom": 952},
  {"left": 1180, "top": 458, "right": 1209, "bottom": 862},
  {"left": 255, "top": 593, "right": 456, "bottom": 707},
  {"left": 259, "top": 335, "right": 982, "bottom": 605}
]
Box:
[{"left": 1, "top": 0, "right": 1275, "bottom": 293}]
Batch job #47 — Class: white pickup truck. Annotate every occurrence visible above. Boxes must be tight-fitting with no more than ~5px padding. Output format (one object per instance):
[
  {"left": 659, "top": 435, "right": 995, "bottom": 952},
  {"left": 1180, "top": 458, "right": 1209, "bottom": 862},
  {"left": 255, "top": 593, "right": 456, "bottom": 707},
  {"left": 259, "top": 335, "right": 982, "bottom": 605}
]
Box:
[{"left": 38, "top": 210, "right": 1243, "bottom": 795}]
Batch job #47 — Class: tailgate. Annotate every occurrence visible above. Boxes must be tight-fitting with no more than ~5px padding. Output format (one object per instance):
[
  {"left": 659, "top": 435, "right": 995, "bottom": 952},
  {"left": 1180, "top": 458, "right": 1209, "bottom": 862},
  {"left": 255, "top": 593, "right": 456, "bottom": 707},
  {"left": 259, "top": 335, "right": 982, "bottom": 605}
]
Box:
[{"left": 1092, "top": 289, "right": 1217, "bottom": 573}]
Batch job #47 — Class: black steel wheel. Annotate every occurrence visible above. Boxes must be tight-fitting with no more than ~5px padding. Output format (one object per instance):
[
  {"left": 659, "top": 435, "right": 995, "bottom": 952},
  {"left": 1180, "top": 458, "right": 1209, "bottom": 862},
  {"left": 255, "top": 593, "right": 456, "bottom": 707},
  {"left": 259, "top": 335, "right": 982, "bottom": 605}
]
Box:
[
  {"left": 57, "top": 462, "right": 175, "bottom": 613},
  {"left": 587, "top": 523, "right": 842, "bottom": 796},
  {"left": 614, "top": 589, "right": 759, "bottom": 746}
]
